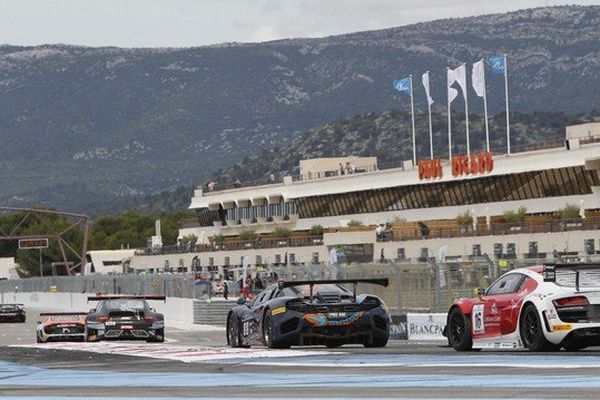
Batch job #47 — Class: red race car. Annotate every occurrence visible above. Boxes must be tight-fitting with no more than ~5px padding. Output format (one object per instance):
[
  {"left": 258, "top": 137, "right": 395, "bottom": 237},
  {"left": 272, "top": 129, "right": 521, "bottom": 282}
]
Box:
[
  {"left": 36, "top": 312, "right": 87, "bottom": 343},
  {"left": 444, "top": 263, "right": 600, "bottom": 351}
]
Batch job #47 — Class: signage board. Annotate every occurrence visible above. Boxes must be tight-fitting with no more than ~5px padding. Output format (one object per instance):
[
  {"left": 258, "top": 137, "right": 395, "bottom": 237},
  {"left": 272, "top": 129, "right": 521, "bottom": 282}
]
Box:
[
  {"left": 18, "top": 238, "right": 49, "bottom": 250},
  {"left": 406, "top": 313, "right": 447, "bottom": 341}
]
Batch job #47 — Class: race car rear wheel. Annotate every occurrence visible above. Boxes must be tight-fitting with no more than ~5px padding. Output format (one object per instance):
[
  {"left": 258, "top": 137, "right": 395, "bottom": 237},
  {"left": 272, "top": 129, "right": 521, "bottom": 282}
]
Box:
[
  {"left": 147, "top": 328, "right": 165, "bottom": 343},
  {"left": 447, "top": 307, "right": 473, "bottom": 351},
  {"left": 326, "top": 339, "right": 344, "bottom": 348},
  {"left": 84, "top": 329, "right": 100, "bottom": 343},
  {"left": 227, "top": 313, "right": 243, "bottom": 348},
  {"left": 364, "top": 336, "right": 388, "bottom": 348},
  {"left": 563, "top": 342, "right": 587, "bottom": 351},
  {"left": 520, "top": 304, "right": 558, "bottom": 352},
  {"left": 36, "top": 334, "right": 43, "bottom": 343},
  {"left": 263, "top": 309, "right": 290, "bottom": 349}
]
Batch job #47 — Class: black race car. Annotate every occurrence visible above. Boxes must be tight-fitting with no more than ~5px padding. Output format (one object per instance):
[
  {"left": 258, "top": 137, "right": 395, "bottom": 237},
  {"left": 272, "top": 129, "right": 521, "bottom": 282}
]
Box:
[
  {"left": 84, "top": 295, "right": 166, "bottom": 342},
  {"left": 227, "top": 278, "right": 390, "bottom": 349},
  {"left": 0, "top": 304, "right": 26, "bottom": 323}
]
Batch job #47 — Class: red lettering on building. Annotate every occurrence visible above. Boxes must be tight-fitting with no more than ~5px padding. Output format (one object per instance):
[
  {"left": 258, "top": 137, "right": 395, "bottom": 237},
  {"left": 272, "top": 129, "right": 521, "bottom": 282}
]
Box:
[
  {"left": 418, "top": 158, "right": 443, "bottom": 180},
  {"left": 451, "top": 152, "right": 493, "bottom": 177}
]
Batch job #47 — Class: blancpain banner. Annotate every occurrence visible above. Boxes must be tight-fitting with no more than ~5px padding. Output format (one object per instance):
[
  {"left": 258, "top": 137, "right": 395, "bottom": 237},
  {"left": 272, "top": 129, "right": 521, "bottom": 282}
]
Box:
[{"left": 406, "top": 313, "right": 447, "bottom": 340}]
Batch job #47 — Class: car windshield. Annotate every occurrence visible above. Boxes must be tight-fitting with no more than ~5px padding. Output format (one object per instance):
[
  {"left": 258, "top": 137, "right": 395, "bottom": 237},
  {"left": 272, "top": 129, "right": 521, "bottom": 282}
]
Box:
[
  {"left": 101, "top": 299, "right": 145, "bottom": 312},
  {"left": 288, "top": 284, "right": 351, "bottom": 297},
  {"left": 0, "top": 306, "right": 17, "bottom": 312}
]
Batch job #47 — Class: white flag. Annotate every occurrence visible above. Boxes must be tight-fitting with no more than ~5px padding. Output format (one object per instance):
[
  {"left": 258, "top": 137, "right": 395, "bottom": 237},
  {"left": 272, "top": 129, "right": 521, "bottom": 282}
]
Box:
[
  {"left": 447, "top": 68, "right": 458, "bottom": 104},
  {"left": 472, "top": 60, "right": 485, "bottom": 98},
  {"left": 422, "top": 72, "right": 434, "bottom": 106},
  {"left": 454, "top": 64, "right": 468, "bottom": 100}
]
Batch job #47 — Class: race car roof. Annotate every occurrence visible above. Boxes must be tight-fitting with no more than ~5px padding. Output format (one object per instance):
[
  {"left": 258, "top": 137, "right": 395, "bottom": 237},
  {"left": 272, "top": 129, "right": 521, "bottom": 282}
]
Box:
[{"left": 87, "top": 295, "right": 166, "bottom": 302}]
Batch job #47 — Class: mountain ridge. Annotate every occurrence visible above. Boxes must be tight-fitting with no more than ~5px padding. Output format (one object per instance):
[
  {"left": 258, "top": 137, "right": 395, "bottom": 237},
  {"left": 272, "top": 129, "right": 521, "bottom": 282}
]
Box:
[{"left": 1, "top": 5, "right": 599, "bottom": 212}]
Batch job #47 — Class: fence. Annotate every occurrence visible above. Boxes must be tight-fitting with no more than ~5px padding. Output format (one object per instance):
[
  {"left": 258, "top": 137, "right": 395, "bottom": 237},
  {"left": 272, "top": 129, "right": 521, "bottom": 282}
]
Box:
[
  {"left": 0, "top": 258, "right": 523, "bottom": 313},
  {"left": 0, "top": 274, "right": 204, "bottom": 299}
]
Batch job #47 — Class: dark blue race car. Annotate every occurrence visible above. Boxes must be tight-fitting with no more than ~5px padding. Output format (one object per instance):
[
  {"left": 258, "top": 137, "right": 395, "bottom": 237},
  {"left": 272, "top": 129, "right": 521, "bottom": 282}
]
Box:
[
  {"left": 0, "top": 304, "right": 26, "bottom": 323},
  {"left": 227, "top": 278, "right": 390, "bottom": 349}
]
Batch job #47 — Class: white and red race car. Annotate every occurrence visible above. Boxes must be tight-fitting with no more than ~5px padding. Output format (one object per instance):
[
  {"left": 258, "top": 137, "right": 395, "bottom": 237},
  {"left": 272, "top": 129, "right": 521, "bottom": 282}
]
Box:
[{"left": 444, "top": 263, "right": 600, "bottom": 351}]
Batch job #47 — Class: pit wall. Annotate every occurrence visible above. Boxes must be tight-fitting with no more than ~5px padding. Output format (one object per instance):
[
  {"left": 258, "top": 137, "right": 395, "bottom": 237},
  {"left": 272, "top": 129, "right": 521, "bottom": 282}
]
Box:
[{"left": 1, "top": 292, "right": 194, "bottom": 325}]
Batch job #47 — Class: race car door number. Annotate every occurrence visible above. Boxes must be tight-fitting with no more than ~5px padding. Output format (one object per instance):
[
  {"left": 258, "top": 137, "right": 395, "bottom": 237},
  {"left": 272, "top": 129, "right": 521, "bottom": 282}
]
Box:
[{"left": 472, "top": 304, "right": 485, "bottom": 334}]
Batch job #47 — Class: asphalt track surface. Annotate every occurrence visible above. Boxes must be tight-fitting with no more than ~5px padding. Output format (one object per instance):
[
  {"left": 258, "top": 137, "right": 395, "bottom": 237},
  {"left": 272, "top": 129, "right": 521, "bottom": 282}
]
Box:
[{"left": 2, "top": 311, "right": 600, "bottom": 399}]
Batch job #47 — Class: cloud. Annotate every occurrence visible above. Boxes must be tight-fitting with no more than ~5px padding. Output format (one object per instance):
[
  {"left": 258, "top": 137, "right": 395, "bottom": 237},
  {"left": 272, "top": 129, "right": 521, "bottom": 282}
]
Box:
[
  {"left": 251, "top": 26, "right": 280, "bottom": 43},
  {"left": 0, "top": 0, "right": 597, "bottom": 47}
]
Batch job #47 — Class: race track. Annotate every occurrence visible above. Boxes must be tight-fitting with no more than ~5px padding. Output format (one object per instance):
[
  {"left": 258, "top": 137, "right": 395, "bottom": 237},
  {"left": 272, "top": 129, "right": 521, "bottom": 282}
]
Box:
[{"left": 2, "top": 311, "right": 600, "bottom": 399}]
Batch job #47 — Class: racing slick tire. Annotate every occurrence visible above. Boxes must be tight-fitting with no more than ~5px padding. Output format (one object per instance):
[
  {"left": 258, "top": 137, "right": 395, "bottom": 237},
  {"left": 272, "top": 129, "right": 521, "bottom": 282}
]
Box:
[
  {"left": 563, "top": 342, "right": 587, "bottom": 352},
  {"left": 84, "top": 329, "right": 100, "bottom": 343},
  {"left": 36, "top": 334, "right": 43, "bottom": 343},
  {"left": 227, "top": 313, "right": 247, "bottom": 348},
  {"left": 364, "top": 336, "right": 388, "bottom": 348},
  {"left": 447, "top": 307, "right": 473, "bottom": 351},
  {"left": 263, "top": 309, "right": 291, "bottom": 349},
  {"left": 520, "top": 304, "right": 559, "bottom": 352},
  {"left": 147, "top": 328, "right": 165, "bottom": 343},
  {"left": 326, "top": 340, "right": 344, "bottom": 348}
]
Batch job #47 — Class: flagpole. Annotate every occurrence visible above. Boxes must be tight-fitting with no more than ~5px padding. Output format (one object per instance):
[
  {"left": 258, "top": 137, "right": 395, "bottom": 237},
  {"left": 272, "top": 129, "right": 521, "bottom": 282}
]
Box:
[
  {"left": 463, "top": 64, "right": 470, "bottom": 157},
  {"left": 447, "top": 68, "right": 452, "bottom": 161},
  {"left": 428, "top": 94, "right": 433, "bottom": 160},
  {"left": 504, "top": 54, "right": 510, "bottom": 155},
  {"left": 410, "top": 74, "right": 416, "bottom": 165},
  {"left": 482, "top": 59, "right": 490, "bottom": 153}
]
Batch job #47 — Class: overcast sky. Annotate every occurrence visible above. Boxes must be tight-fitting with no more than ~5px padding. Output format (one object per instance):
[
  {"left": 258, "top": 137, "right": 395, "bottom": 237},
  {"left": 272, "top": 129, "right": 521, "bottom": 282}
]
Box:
[{"left": 0, "top": 0, "right": 598, "bottom": 48}]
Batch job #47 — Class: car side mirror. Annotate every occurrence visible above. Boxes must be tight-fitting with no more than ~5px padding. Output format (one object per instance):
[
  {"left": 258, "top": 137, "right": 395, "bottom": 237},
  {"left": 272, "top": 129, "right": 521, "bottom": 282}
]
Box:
[
  {"left": 150, "top": 308, "right": 156, "bottom": 312},
  {"left": 236, "top": 297, "right": 246, "bottom": 305},
  {"left": 36, "top": 321, "right": 41, "bottom": 325},
  {"left": 89, "top": 308, "right": 96, "bottom": 313},
  {"left": 476, "top": 287, "right": 485, "bottom": 299}
]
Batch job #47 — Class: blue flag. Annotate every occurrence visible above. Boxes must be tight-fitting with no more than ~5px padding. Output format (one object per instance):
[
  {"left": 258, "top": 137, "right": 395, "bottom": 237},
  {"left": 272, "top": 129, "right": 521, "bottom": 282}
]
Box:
[
  {"left": 488, "top": 56, "right": 506, "bottom": 76},
  {"left": 393, "top": 77, "right": 411, "bottom": 95}
]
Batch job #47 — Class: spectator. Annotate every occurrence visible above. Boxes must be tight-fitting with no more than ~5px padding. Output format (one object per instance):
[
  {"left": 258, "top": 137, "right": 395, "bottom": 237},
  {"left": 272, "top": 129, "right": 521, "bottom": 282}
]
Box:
[
  {"left": 345, "top": 162, "right": 352, "bottom": 175},
  {"left": 207, "top": 181, "right": 216, "bottom": 192},
  {"left": 339, "top": 163, "right": 345, "bottom": 176},
  {"left": 375, "top": 224, "right": 385, "bottom": 239},
  {"left": 234, "top": 179, "right": 241, "bottom": 188},
  {"left": 223, "top": 279, "right": 229, "bottom": 300},
  {"left": 350, "top": 163, "right": 356, "bottom": 174},
  {"left": 269, "top": 173, "right": 276, "bottom": 183}
]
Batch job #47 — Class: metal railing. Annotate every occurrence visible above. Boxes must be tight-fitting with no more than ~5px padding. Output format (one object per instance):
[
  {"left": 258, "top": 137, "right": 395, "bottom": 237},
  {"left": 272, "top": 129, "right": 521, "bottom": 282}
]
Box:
[
  {"left": 385, "top": 218, "right": 600, "bottom": 242},
  {"left": 135, "top": 235, "right": 324, "bottom": 256}
]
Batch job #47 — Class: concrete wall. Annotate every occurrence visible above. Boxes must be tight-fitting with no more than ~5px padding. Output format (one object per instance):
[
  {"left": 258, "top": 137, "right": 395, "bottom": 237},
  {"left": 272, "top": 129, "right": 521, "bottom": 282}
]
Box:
[{"left": 1, "top": 291, "right": 194, "bottom": 325}]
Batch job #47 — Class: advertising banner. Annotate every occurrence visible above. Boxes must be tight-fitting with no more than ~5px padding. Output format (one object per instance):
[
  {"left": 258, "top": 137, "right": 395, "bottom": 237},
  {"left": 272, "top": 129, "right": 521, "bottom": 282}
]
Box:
[{"left": 406, "top": 313, "right": 447, "bottom": 341}]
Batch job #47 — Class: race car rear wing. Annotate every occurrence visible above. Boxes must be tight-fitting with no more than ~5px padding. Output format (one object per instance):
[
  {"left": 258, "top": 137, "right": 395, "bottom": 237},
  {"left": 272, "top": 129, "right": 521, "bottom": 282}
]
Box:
[
  {"left": 278, "top": 278, "right": 389, "bottom": 302},
  {"left": 543, "top": 263, "right": 600, "bottom": 292},
  {"left": 87, "top": 295, "right": 166, "bottom": 302},
  {"left": 39, "top": 312, "right": 88, "bottom": 316}
]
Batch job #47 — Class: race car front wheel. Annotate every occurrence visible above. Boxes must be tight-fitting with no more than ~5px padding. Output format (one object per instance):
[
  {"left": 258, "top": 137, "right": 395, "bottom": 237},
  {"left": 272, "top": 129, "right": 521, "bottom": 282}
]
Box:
[
  {"left": 447, "top": 307, "right": 473, "bottom": 351},
  {"left": 227, "top": 313, "right": 243, "bottom": 348},
  {"left": 520, "top": 304, "right": 559, "bottom": 352}
]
